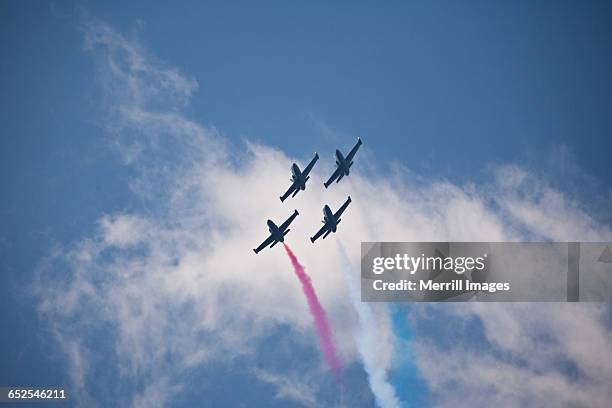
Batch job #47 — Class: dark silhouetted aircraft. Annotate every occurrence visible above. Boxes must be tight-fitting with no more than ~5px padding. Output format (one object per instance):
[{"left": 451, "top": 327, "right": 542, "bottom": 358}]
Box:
[
  {"left": 310, "top": 196, "right": 352, "bottom": 243},
  {"left": 324, "top": 138, "right": 362, "bottom": 188},
  {"left": 280, "top": 153, "right": 319, "bottom": 202},
  {"left": 253, "top": 210, "right": 299, "bottom": 254}
]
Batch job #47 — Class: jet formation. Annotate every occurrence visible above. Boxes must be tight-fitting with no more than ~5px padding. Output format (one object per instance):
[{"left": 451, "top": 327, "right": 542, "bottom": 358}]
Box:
[{"left": 254, "top": 138, "right": 362, "bottom": 253}]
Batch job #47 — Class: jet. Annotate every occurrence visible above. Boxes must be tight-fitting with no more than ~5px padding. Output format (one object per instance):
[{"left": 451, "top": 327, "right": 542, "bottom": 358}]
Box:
[
  {"left": 253, "top": 210, "right": 299, "bottom": 254},
  {"left": 280, "top": 153, "right": 319, "bottom": 202},
  {"left": 324, "top": 137, "right": 362, "bottom": 188},
  {"left": 310, "top": 196, "right": 352, "bottom": 243}
]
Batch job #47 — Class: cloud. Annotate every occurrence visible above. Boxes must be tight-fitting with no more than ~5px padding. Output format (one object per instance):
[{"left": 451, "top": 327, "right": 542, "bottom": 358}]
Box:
[
  {"left": 252, "top": 369, "right": 319, "bottom": 407},
  {"left": 410, "top": 303, "right": 612, "bottom": 407},
  {"left": 34, "top": 20, "right": 612, "bottom": 407},
  {"left": 131, "top": 378, "right": 180, "bottom": 408},
  {"left": 100, "top": 214, "right": 151, "bottom": 247}
]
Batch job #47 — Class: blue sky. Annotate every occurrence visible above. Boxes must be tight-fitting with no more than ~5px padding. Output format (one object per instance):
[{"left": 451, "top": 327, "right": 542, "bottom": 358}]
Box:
[{"left": 1, "top": 2, "right": 612, "bottom": 407}]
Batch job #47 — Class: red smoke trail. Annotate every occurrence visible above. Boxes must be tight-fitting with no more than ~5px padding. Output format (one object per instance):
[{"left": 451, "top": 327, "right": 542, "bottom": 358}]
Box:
[{"left": 283, "top": 244, "right": 342, "bottom": 379}]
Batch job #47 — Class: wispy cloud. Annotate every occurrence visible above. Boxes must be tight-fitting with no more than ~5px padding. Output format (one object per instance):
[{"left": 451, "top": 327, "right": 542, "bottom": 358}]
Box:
[
  {"left": 410, "top": 303, "right": 612, "bottom": 407},
  {"left": 252, "top": 369, "right": 319, "bottom": 407},
  {"left": 34, "top": 19, "right": 612, "bottom": 407}
]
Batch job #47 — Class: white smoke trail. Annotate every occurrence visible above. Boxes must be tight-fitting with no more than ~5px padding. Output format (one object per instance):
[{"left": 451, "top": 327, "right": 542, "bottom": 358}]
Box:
[{"left": 338, "top": 243, "right": 401, "bottom": 408}]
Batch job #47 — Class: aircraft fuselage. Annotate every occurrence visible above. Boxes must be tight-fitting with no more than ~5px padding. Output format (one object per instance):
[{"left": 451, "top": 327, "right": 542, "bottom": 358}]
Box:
[
  {"left": 267, "top": 220, "right": 285, "bottom": 242},
  {"left": 323, "top": 205, "right": 337, "bottom": 232},
  {"left": 291, "top": 163, "right": 307, "bottom": 190},
  {"left": 335, "top": 150, "right": 350, "bottom": 176}
]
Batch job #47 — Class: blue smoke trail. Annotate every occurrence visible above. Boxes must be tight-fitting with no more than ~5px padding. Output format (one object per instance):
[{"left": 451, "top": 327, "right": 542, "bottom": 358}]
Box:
[
  {"left": 388, "top": 304, "right": 427, "bottom": 407},
  {"left": 338, "top": 243, "right": 401, "bottom": 408}
]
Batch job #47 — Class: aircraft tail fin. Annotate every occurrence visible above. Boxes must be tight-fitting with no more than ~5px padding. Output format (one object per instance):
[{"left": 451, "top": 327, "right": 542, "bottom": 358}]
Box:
[
  {"left": 292, "top": 189, "right": 299, "bottom": 198},
  {"left": 323, "top": 230, "right": 332, "bottom": 240},
  {"left": 336, "top": 173, "right": 344, "bottom": 183},
  {"left": 270, "top": 240, "right": 279, "bottom": 248},
  {"left": 283, "top": 228, "right": 291, "bottom": 236}
]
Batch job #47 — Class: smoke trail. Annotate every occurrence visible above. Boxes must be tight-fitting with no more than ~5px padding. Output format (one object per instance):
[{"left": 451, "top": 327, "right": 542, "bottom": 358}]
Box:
[
  {"left": 338, "top": 243, "right": 401, "bottom": 408},
  {"left": 282, "top": 244, "right": 342, "bottom": 379}
]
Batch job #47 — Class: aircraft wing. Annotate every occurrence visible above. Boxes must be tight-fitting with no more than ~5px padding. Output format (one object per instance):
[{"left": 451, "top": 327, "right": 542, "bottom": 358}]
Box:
[
  {"left": 302, "top": 153, "right": 319, "bottom": 177},
  {"left": 280, "top": 182, "right": 298, "bottom": 202},
  {"left": 254, "top": 234, "right": 276, "bottom": 254},
  {"left": 345, "top": 138, "right": 362, "bottom": 163},
  {"left": 334, "top": 196, "right": 352, "bottom": 219},
  {"left": 310, "top": 223, "right": 329, "bottom": 243},
  {"left": 279, "top": 210, "right": 299, "bottom": 231},
  {"left": 324, "top": 166, "right": 343, "bottom": 188}
]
